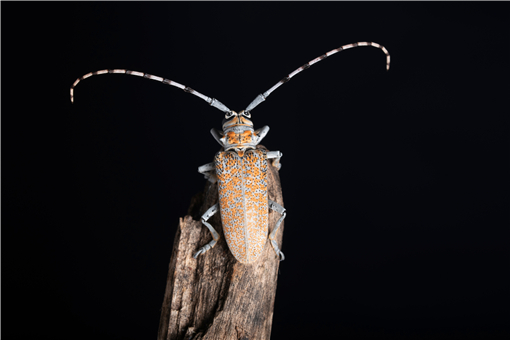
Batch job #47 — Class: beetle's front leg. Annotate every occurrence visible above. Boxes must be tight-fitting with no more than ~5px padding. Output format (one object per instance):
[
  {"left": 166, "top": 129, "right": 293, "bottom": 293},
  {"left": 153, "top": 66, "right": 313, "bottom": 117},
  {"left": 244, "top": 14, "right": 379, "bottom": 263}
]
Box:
[
  {"left": 268, "top": 199, "right": 286, "bottom": 261},
  {"left": 210, "top": 128, "right": 225, "bottom": 147},
  {"left": 254, "top": 125, "right": 270, "bottom": 145},
  {"left": 194, "top": 203, "right": 221, "bottom": 259},
  {"left": 267, "top": 150, "right": 283, "bottom": 170},
  {"left": 198, "top": 162, "right": 217, "bottom": 183}
]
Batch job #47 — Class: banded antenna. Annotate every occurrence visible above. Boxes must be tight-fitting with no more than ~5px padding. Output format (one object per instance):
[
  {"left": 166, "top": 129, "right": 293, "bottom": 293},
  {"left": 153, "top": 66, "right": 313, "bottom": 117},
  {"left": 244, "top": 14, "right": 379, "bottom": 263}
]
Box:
[
  {"left": 70, "top": 69, "right": 232, "bottom": 114},
  {"left": 244, "top": 42, "right": 390, "bottom": 113}
]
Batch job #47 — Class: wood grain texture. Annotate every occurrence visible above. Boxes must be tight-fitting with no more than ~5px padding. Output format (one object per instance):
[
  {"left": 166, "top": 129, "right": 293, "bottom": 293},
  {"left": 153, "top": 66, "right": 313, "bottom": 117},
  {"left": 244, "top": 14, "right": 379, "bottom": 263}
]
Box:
[{"left": 158, "top": 145, "right": 285, "bottom": 340}]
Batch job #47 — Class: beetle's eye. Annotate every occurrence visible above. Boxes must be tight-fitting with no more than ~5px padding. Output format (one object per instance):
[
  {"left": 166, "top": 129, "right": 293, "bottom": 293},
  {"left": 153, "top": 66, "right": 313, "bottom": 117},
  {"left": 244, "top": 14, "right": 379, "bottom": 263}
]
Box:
[
  {"left": 225, "top": 111, "right": 235, "bottom": 119},
  {"left": 242, "top": 111, "right": 251, "bottom": 118}
]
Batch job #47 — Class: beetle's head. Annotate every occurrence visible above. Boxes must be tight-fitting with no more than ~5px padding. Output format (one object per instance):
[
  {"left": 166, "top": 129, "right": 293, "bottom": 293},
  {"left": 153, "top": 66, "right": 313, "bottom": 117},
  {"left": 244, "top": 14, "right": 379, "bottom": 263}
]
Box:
[{"left": 222, "top": 110, "right": 254, "bottom": 133}]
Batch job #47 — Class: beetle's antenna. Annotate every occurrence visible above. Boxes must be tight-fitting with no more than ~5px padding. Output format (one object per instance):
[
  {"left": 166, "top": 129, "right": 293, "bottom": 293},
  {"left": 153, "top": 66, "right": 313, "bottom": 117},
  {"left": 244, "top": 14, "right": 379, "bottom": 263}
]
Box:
[
  {"left": 245, "top": 42, "right": 390, "bottom": 113},
  {"left": 70, "top": 69, "right": 232, "bottom": 114}
]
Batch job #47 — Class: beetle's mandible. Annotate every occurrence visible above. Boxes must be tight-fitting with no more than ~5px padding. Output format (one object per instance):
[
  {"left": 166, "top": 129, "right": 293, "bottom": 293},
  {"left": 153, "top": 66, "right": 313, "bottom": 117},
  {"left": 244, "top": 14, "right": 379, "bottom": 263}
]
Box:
[{"left": 70, "top": 42, "right": 390, "bottom": 264}]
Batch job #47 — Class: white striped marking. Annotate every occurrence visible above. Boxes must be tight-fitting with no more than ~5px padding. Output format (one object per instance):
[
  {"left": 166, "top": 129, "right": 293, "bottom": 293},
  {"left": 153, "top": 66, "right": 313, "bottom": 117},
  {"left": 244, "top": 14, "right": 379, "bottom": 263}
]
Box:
[{"left": 149, "top": 75, "right": 163, "bottom": 82}]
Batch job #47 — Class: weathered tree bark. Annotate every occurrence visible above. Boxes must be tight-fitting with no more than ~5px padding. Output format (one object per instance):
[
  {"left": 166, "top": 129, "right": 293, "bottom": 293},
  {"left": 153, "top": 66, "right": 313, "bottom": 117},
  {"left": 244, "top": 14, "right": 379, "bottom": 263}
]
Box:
[{"left": 157, "top": 146, "right": 285, "bottom": 340}]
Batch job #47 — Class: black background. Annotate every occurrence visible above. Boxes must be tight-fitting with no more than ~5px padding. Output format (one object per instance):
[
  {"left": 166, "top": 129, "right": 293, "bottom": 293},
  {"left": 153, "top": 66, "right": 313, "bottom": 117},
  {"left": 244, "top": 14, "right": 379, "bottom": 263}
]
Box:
[{"left": 3, "top": 2, "right": 508, "bottom": 340}]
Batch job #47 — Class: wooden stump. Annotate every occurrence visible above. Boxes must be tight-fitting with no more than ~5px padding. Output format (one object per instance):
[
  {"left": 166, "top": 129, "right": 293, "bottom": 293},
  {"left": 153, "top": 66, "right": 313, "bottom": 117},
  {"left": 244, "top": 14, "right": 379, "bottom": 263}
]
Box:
[{"left": 157, "top": 146, "right": 285, "bottom": 340}]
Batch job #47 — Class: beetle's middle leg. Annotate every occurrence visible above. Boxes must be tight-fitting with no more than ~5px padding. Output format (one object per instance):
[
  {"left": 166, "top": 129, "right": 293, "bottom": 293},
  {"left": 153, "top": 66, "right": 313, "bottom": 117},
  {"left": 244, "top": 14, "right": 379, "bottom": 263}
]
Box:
[
  {"left": 194, "top": 203, "right": 221, "bottom": 259},
  {"left": 268, "top": 199, "right": 286, "bottom": 261},
  {"left": 267, "top": 150, "right": 283, "bottom": 170},
  {"left": 198, "top": 162, "right": 217, "bottom": 183}
]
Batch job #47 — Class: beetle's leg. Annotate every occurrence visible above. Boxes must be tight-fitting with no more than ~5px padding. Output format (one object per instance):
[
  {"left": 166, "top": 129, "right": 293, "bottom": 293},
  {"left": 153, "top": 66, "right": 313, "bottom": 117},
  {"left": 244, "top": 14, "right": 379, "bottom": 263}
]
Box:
[
  {"left": 210, "top": 128, "right": 225, "bottom": 147},
  {"left": 267, "top": 150, "right": 283, "bottom": 170},
  {"left": 254, "top": 125, "right": 270, "bottom": 145},
  {"left": 194, "top": 203, "right": 221, "bottom": 259},
  {"left": 198, "top": 162, "right": 217, "bottom": 183},
  {"left": 268, "top": 199, "right": 286, "bottom": 261}
]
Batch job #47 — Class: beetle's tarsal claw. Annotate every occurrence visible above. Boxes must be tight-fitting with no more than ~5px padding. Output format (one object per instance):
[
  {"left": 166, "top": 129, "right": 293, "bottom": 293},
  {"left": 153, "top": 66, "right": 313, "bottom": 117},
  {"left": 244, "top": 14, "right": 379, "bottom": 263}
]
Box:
[
  {"left": 272, "top": 159, "right": 282, "bottom": 170},
  {"left": 270, "top": 239, "right": 284, "bottom": 261},
  {"left": 193, "top": 239, "right": 216, "bottom": 259},
  {"left": 193, "top": 247, "right": 207, "bottom": 259}
]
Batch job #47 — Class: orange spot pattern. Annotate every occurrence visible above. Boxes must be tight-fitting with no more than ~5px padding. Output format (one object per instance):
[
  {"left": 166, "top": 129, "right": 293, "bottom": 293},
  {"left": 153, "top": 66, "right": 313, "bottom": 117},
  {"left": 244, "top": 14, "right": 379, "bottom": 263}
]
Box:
[
  {"left": 240, "top": 130, "right": 254, "bottom": 144},
  {"left": 226, "top": 131, "right": 239, "bottom": 145},
  {"left": 215, "top": 149, "right": 268, "bottom": 263},
  {"left": 226, "top": 130, "right": 254, "bottom": 146}
]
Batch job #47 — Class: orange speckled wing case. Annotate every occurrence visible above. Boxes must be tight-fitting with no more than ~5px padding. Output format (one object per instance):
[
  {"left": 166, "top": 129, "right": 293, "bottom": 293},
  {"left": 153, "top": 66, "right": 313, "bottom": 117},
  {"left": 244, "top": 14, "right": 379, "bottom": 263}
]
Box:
[{"left": 215, "top": 149, "right": 268, "bottom": 263}]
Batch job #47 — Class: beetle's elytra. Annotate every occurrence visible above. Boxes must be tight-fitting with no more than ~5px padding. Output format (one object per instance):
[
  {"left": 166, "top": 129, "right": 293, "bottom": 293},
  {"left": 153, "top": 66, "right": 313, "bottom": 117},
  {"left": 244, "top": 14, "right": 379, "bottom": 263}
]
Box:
[
  {"left": 71, "top": 42, "right": 390, "bottom": 264},
  {"left": 216, "top": 148, "right": 270, "bottom": 263}
]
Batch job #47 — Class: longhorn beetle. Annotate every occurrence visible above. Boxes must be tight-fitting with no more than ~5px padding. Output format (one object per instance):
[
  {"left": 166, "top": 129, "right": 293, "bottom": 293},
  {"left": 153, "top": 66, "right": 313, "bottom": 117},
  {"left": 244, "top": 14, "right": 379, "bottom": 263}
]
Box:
[{"left": 70, "top": 42, "right": 390, "bottom": 264}]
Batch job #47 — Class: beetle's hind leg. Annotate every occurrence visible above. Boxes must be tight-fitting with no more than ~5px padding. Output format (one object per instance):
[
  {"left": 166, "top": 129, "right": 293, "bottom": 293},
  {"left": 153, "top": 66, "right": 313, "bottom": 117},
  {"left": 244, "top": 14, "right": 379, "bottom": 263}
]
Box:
[
  {"left": 268, "top": 200, "right": 286, "bottom": 261},
  {"left": 267, "top": 151, "right": 283, "bottom": 170},
  {"left": 198, "top": 162, "right": 217, "bottom": 183},
  {"left": 194, "top": 203, "right": 221, "bottom": 259}
]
